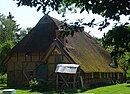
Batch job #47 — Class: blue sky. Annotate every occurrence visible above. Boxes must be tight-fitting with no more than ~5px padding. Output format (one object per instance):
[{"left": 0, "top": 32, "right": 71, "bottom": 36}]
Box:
[{"left": 0, "top": 0, "right": 129, "bottom": 38}]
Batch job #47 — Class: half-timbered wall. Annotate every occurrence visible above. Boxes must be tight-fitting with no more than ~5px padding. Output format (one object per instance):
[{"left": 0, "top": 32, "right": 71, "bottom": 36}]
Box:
[
  {"left": 83, "top": 72, "right": 123, "bottom": 87},
  {"left": 44, "top": 47, "right": 72, "bottom": 89},
  {"left": 7, "top": 48, "right": 124, "bottom": 88},
  {"left": 7, "top": 52, "right": 45, "bottom": 87}
]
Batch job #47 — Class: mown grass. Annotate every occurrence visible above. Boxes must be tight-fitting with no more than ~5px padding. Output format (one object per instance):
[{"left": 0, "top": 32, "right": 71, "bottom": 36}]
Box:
[
  {"left": 82, "top": 83, "right": 130, "bottom": 94},
  {"left": 0, "top": 83, "right": 130, "bottom": 94}
]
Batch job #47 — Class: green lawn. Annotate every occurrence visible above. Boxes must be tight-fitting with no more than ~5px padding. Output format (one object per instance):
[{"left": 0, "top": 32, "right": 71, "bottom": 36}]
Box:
[
  {"left": 82, "top": 83, "right": 130, "bottom": 94},
  {"left": 0, "top": 83, "right": 130, "bottom": 94},
  {"left": 16, "top": 90, "right": 40, "bottom": 94}
]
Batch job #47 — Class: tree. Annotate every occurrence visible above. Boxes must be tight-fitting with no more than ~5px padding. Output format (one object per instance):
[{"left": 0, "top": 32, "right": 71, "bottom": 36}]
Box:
[
  {"left": 0, "top": 13, "right": 32, "bottom": 73},
  {"left": 14, "top": 0, "right": 129, "bottom": 31},
  {"left": 102, "top": 25, "right": 130, "bottom": 80},
  {"left": 0, "top": 13, "right": 20, "bottom": 44},
  {"left": 17, "top": 27, "right": 32, "bottom": 41},
  {"left": 0, "top": 13, "right": 21, "bottom": 73},
  {"left": 0, "top": 42, "right": 14, "bottom": 74},
  {"left": 14, "top": 0, "right": 129, "bottom": 19}
]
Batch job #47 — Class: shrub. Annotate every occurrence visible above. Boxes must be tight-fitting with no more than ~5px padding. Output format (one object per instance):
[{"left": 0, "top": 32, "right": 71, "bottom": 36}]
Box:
[
  {"left": 29, "top": 78, "right": 39, "bottom": 92},
  {"left": 0, "top": 73, "right": 7, "bottom": 84},
  {"left": 29, "top": 78, "right": 48, "bottom": 92},
  {"left": 37, "top": 79, "right": 48, "bottom": 91}
]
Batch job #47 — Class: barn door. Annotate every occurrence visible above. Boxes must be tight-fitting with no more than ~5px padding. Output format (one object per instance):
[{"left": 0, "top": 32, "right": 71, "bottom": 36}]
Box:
[
  {"left": 7, "top": 71, "right": 15, "bottom": 87},
  {"left": 36, "top": 64, "right": 48, "bottom": 89}
]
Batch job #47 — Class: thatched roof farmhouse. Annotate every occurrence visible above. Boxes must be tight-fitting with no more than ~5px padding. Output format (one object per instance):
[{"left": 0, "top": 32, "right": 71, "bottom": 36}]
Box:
[{"left": 3, "top": 15, "right": 124, "bottom": 90}]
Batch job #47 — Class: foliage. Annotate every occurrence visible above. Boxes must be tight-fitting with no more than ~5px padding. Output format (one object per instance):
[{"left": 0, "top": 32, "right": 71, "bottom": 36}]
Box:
[
  {"left": 0, "top": 73, "right": 7, "bottom": 84},
  {"left": 14, "top": 0, "right": 129, "bottom": 20},
  {"left": 29, "top": 78, "right": 48, "bottom": 92},
  {"left": 16, "top": 27, "right": 32, "bottom": 41},
  {"left": 29, "top": 79, "right": 39, "bottom": 92},
  {"left": 102, "top": 25, "right": 130, "bottom": 71},
  {"left": 0, "top": 14, "right": 20, "bottom": 44},
  {"left": 13, "top": 0, "right": 130, "bottom": 34},
  {"left": 127, "top": 70, "right": 130, "bottom": 78},
  {"left": 0, "top": 41, "right": 14, "bottom": 62},
  {"left": 0, "top": 41, "right": 14, "bottom": 74},
  {"left": 0, "top": 13, "right": 31, "bottom": 74},
  {"left": 0, "top": 13, "right": 21, "bottom": 73}
]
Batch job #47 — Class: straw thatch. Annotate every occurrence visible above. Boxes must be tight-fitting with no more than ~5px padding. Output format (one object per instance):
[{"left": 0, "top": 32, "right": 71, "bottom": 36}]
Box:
[
  {"left": 65, "top": 32, "right": 123, "bottom": 73},
  {"left": 42, "top": 33, "right": 123, "bottom": 73}
]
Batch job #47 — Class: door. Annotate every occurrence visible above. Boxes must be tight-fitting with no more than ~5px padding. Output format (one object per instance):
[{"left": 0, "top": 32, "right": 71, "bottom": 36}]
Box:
[{"left": 36, "top": 64, "right": 48, "bottom": 89}]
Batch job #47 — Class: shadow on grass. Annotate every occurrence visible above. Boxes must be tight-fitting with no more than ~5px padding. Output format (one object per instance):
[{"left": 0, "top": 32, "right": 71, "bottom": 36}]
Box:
[
  {"left": 41, "top": 88, "right": 85, "bottom": 94},
  {"left": 0, "top": 84, "right": 86, "bottom": 94},
  {"left": 0, "top": 84, "right": 30, "bottom": 91},
  {"left": 126, "top": 84, "right": 130, "bottom": 87},
  {"left": 0, "top": 83, "right": 116, "bottom": 94}
]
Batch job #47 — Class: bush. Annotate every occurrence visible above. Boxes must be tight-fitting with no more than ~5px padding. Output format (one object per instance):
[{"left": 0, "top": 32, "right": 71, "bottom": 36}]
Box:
[
  {"left": 29, "top": 78, "right": 39, "bottom": 92},
  {"left": 29, "top": 78, "right": 48, "bottom": 92},
  {"left": 37, "top": 79, "right": 48, "bottom": 91},
  {"left": 0, "top": 73, "right": 7, "bottom": 84}
]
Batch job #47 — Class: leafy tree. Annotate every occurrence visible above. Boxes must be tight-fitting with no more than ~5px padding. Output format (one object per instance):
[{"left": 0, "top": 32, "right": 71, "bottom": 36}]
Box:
[
  {"left": 0, "top": 13, "right": 31, "bottom": 73},
  {"left": 0, "top": 41, "right": 14, "bottom": 74},
  {"left": 102, "top": 25, "right": 130, "bottom": 80},
  {"left": 0, "top": 13, "right": 20, "bottom": 44},
  {"left": 14, "top": 0, "right": 130, "bottom": 32},
  {"left": 0, "top": 13, "right": 21, "bottom": 73},
  {"left": 14, "top": 0, "right": 129, "bottom": 19},
  {"left": 17, "top": 27, "right": 32, "bottom": 41}
]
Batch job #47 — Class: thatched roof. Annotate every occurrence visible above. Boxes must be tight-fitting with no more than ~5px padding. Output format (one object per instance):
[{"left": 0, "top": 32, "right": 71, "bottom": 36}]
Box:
[
  {"left": 11, "top": 15, "right": 62, "bottom": 53},
  {"left": 42, "top": 35, "right": 123, "bottom": 73},
  {"left": 6, "top": 15, "right": 124, "bottom": 73},
  {"left": 65, "top": 32, "right": 124, "bottom": 73}
]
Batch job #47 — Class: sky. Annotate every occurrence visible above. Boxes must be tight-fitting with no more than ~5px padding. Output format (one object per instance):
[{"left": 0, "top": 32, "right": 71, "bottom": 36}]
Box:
[{"left": 0, "top": 0, "right": 129, "bottom": 38}]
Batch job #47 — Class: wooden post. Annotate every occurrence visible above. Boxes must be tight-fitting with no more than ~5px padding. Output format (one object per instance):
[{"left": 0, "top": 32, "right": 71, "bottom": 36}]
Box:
[
  {"left": 110, "top": 72, "right": 112, "bottom": 78},
  {"left": 73, "top": 75, "right": 76, "bottom": 88},
  {"left": 107, "top": 73, "right": 109, "bottom": 78},
  {"left": 104, "top": 72, "right": 105, "bottom": 78},
  {"left": 56, "top": 74, "right": 58, "bottom": 89},
  {"left": 92, "top": 72, "right": 94, "bottom": 79},
  {"left": 99, "top": 72, "right": 102, "bottom": 79},
  {"left": 113, "top": 73, "right": 115, "bottom": 78},
  {"left": 118, "top": 73, "right": 120, "bottom": 80},
  {"left": 77, "top": 71, "right": 80, "bottom": 88},
  {"left": 80, "top": 76, "right": 84, "bottom": 89}
]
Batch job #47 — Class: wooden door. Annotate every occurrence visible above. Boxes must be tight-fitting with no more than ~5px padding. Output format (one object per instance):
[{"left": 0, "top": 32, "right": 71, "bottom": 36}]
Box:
[{"left": 36, "top": 64, "right": 48, "bottom": 89}]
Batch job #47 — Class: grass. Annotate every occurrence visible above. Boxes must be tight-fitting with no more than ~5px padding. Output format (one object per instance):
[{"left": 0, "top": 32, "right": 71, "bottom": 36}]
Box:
[
  {"left": 0, "top": 84, "right": 40, "bottom": 94},
  {"left": 0, "top": 83, "right": 130, "bottom": 94},
  {"left": 82, "top": 83, "right": 130, "bottom": 94}
]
